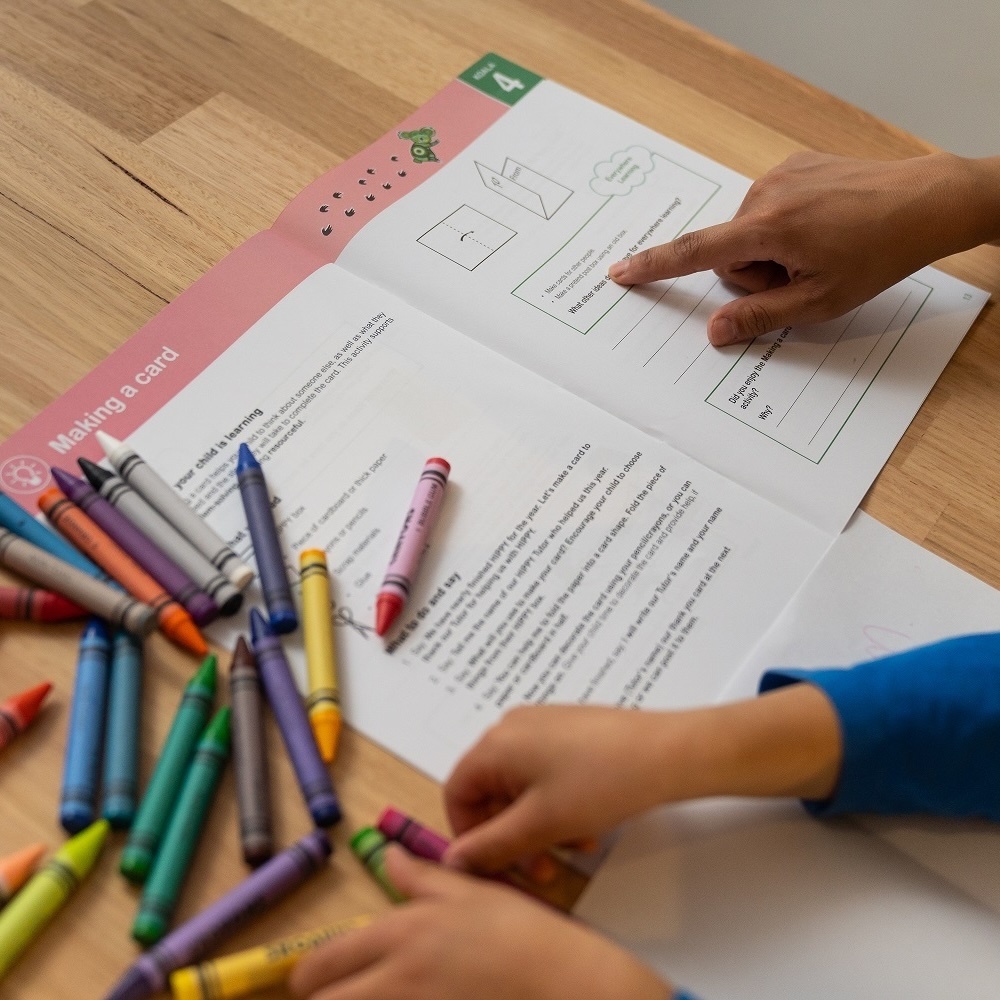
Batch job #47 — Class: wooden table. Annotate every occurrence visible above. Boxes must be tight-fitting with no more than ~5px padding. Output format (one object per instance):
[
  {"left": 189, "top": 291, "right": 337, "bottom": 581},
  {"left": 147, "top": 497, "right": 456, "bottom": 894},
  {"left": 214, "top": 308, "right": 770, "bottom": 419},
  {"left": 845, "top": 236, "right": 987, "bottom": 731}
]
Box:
[{"left": 1, "top": 2, "right": 998, "bottom": 997}]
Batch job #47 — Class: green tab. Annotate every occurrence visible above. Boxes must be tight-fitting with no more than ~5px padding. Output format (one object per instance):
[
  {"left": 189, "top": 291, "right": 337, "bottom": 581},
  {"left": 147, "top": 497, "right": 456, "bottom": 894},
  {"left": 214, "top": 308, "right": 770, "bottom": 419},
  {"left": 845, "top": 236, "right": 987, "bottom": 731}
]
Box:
[{"left": 459, "top": 53, "right": 542, "bottom": 106}]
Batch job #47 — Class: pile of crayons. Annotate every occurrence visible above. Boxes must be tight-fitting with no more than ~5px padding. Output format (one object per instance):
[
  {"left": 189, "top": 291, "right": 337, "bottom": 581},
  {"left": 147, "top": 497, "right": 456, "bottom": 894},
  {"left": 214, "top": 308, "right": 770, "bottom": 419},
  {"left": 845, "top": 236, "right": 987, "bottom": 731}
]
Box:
[{"left": 0, "top": 433, "right": 455, "bottom": 998}]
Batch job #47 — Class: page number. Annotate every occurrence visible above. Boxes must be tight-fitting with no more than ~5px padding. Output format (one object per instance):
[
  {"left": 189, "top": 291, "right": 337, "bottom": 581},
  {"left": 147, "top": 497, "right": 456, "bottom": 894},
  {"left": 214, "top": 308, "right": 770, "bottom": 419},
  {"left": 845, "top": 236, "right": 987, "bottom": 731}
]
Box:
[{"left": 493, "top": 72, "right": 525, "bottom": 93}]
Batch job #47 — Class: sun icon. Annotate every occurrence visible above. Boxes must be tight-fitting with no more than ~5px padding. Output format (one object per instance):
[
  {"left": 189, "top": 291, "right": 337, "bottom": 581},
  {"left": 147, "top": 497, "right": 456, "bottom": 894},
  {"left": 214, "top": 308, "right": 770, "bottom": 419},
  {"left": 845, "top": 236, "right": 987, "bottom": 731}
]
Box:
[{"left": 0, "top": 455, "right": 51, "bottom": 494}]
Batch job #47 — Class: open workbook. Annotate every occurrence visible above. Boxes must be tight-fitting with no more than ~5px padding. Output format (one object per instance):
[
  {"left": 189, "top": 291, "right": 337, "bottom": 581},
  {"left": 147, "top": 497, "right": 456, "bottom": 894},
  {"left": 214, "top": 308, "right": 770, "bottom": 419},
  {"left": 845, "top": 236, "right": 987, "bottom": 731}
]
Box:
[{"left": 0, "top": 55, "right": 988, "bottom": 783}]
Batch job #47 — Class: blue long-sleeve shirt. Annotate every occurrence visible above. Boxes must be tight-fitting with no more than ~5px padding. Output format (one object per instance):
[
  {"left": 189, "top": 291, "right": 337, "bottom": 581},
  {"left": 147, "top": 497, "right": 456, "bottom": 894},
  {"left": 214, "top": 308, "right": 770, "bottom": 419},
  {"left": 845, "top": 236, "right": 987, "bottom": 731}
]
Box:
[{"left": 673, "top": 631, "right": 1000, "bottom": 1000}]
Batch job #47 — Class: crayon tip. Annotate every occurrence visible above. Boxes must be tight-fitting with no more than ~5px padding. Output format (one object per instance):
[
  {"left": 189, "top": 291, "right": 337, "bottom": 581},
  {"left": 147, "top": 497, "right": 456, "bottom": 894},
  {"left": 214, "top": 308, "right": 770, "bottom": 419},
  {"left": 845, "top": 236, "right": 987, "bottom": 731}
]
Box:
[
  {"left": 78, "top": 456, "right": 114, "bottom": 490},
  {"left": 164, "top": 612, "right": 208, "bottom": 657},
  {"left": 249, "top": 606, "right": 272, "bottom": 643},
  {"left": 203, "top": 705, "right": 232, "bottom": 745},
  {"left": 427, "top": 456, "right": 451, "bottom": 474},
  {"left": 50, "top": 466, "right": 81, "bottom": 493},
  {"left": 269, "top": 606, "right": 298, "bottom": 635},
  {"left": 374, "top": 593, "right": 403, "bottom": 636},
  {"left": 95, "top": 430, "right": 123, "bottom": 457},
  {"left": 376, "top": 805, "right": 407, "bottom": 840},
  {"left": 83, "top": 617, "right": 111, "bottom": 644},
  {"left": 191, "top": 652, "right": 218, "bottom": 692},
  {"left": 6, "top": 681, "right": 53, "bottom": 725},
  {"left": 61, "top": 818, "right": 110, "bottom": 877},
  {"left": 0, "top": 842, "right": 46, "bottom": 897},
  {"left": 311, "top": 710, "right": 341, "bottom": 764},
  {"left": 310, "top": 793, "right": 342, "bottom": 828},
  {"left": 236, "top": 442, "right": 258, "bottom": 473},
  {"left": 60, "top": 802, "right": 96, "bottom": 835},
  {"left": 118, "top": 845, "right": 152, "bottom": 885}
]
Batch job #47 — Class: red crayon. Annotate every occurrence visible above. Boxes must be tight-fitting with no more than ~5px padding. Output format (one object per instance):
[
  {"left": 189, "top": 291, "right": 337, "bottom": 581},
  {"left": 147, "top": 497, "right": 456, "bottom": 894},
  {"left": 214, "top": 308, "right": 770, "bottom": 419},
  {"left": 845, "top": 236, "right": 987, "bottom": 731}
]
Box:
[
  {"left": 375, "top": 457, "right": 450, "bottom": 636},
  {"left": 0, "top": 585, "right": 87, "bottom": 622},
  {"left": 0, "top": 682, "right": 53, "bottom": 751}
]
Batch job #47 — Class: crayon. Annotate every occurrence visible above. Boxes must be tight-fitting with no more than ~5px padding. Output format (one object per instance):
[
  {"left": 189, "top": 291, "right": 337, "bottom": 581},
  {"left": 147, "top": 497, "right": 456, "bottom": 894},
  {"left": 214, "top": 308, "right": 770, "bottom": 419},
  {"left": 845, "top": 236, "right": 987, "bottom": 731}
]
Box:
[
  {"left": 60, "top": 619, "right": 111, "bottom": 833},
  {"left": 39, "top": 488, "right": 206, "bottom": 657},
  {"left": 249, "top": 609, "right": 340, "bottom": 828},
  {"left": 102, "top": 630, "right": 144, "bottom": 829},
  {"left": 97, "top": 432, "right": 254, "bottom": 590},
  {"left": 0, "top": 819, "right": 109, "bottom": 977},
  {"left": 0, "top": 681, "right": 53, "bottom": 753},
  {"left": 79, "top": 458, "right": 243, "bottom": 616},
  {"left": 0, "top": 490, "right": 104, "bottom": 578},
  {"left": 350, "top": 827, "right": 405, "bottom": 903},
  {"left": 120, "top": 654, "right": 217, "bottom": 883},
  {"left": 0, "top": 585, "right": 87, "bottom": 622},
  {"left": 0, "top": 844, "right": 46, "bottom": 909},
  {"left": 52, "top": 468, "right": 218, "bottom": 626},
  {"left": 299, "top": 549, "right": 342, "bottom": 763},
  {"left": 133, "top": 707, "right": 232, "bottom": 946},
  {"left": 0, "top": 527, "right": 156, "bottom": 636},
  {"left": 376, "top": 806, "right": 450, "bottom": 863},
  {"left": 375, "top": 457, "right": 450, "bottom": 636},
  {"left": 168, "top": 915, "right": 372, "bottom": 1000},
  {"left": 229, "top": 637, "right": 272, "bottom": 866},
  {"left": 104, "top": 829, "right": 332, "bottom": 1000},
  {"left": 236, "top": 444, "right": 297, "bottom": 634}
]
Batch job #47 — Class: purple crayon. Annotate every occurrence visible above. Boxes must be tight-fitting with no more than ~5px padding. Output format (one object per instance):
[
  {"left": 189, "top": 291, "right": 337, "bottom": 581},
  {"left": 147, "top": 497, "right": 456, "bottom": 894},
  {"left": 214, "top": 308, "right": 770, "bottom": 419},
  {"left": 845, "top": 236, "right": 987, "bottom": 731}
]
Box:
[
  {"left": 249, "top": 608, "right": 341, "bottom": 827},
  {"left": 377, "top": 806, "right": 450, "bottom": 862},
  {"left": 50, "top": 468, "right": 218, "bottom": 627},
  {"left": 375, "top": 457, "right": 450, "bottom": 636},
  {"left": 236, "top": 444, "right": 297, "bottom": 634},
  {"left": 103, "top": 829, "right": 331, "bottom": 1000}
]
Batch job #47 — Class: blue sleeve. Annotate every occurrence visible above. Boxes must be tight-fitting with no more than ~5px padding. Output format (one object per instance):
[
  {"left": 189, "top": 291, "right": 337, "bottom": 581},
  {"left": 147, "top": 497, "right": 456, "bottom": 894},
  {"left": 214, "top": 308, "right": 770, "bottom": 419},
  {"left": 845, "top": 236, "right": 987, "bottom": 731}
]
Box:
[{"left": 758, "top": 632, "right": 1000, "bottom": 820}]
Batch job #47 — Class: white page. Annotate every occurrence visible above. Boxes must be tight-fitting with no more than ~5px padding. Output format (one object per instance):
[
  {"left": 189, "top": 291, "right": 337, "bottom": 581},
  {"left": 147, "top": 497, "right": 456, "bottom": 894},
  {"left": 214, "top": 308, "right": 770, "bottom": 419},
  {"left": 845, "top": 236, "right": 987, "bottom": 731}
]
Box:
[
  {"left": 575, "top": 798, "right": 1000, "bottom": 1000},
  {"left": 576, "top": 513, "right": 1000, "bottom": 996},
  {"left": 722, "top": 510, "right": 1000, "bottom": 912},
  {"left": 125, "top": 264, "right": 828, "bottom": 780},
  {"left": 339, "top": 80, "right": 987, "bottom": 533}
]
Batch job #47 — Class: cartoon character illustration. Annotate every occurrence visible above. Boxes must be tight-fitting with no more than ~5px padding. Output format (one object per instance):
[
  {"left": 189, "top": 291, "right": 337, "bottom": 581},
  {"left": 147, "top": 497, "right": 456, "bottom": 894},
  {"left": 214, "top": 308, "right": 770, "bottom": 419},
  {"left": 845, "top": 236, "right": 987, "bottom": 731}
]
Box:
[{"left": 398, "top": 127, "right": 440, "bottom": 164}]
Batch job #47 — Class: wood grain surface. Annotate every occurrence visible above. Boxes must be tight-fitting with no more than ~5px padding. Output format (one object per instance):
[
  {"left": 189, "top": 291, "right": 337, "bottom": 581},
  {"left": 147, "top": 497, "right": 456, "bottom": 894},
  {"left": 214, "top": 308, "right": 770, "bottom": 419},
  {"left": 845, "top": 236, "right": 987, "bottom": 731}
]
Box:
[{"left": 1, "top": 2, "right": 998, "bottom": 997}]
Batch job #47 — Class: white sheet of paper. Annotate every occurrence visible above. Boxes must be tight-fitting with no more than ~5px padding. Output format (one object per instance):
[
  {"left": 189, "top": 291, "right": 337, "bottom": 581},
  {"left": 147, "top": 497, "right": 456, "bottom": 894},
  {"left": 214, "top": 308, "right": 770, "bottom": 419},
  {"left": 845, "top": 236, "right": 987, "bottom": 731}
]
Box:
[{"left": 576, "top": 513, "right": 1000, "bottom": 996}]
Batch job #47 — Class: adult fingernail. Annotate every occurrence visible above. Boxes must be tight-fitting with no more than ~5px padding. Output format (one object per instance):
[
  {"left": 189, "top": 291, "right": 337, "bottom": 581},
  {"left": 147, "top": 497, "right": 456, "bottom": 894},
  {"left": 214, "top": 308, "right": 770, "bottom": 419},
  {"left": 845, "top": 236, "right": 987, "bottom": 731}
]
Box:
[
  {"left": 710, "top": 317, "right": 738, "bottom": 346},
  {"left": 608, "top": 259, "right": 629, "bottom": 281}
]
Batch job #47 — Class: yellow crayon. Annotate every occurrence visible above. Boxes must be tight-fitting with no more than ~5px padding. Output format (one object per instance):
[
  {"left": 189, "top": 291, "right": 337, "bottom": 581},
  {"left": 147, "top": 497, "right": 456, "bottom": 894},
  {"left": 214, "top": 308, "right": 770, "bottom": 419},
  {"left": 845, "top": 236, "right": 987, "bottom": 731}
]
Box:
[
  {"left": 169, "top": 914, "right": 371, "bottom": 999},
  {"left": 299, "top": 549, "right": 342, "bottom": 763},
  {"left": 0, "top": 819, "right": 109, "bottom": 977}
]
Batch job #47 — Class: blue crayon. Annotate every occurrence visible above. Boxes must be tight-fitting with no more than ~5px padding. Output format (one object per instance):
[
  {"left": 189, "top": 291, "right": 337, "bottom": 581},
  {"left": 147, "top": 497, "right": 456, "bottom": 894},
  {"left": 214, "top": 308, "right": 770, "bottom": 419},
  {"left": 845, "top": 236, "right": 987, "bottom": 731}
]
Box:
[
  {"left": 102, "top": 630, "right": 143, "bottom": 829},
  {"left": 0, "top": 490, "right": 103, "bottom": 578},
  {"left": 236, "top": 445, "right": 297, "bottom": 634},
  {"left": 61, "top": 618, "right": 112, "bottom": 833},
  {"left": 249, "top": 609, "right": 340, "bottom": 827}
]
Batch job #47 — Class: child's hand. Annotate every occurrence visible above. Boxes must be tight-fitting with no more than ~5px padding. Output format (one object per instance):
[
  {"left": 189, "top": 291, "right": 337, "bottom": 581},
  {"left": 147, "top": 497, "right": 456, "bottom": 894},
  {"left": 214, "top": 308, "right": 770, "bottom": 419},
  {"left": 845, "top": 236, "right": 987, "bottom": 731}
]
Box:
[
  {"left": 289, "top": 846, "right": 671, "bottom": 1000},
  {"left": 442, "top": 704, "right": 686, "bottom": 877},
  {"left": 609, "top": 151, "right": 1000, "bottom": 346},
  {"left": 442, "top": 687, "right": 841, "bottom": 877}
]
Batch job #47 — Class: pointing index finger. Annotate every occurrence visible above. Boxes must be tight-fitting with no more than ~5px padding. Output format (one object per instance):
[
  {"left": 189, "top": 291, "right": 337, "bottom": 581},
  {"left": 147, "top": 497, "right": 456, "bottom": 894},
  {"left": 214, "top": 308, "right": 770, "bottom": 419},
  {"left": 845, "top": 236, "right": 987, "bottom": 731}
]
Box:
[{"left": 609, "top": 219, "right": 764, "bottom": 285}]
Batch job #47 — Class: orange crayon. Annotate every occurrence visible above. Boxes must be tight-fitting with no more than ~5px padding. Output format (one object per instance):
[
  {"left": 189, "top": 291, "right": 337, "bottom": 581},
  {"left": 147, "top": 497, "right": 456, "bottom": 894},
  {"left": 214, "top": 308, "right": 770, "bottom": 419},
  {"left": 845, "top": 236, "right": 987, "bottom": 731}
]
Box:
[
  {"left": 0, "top": 682, "right": 52, "bottom": 752},
  {"left": 38, "top": 489, "right": 206, "bottom": 656},
  {"left": 0, "top": 844, "right": 46, "bottom": 908}
]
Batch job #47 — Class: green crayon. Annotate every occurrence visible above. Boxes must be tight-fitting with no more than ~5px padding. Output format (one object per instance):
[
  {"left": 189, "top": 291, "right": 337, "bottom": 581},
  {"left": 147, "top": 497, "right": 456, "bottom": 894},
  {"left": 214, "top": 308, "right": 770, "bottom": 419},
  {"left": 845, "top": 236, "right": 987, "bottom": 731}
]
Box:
[
  {"left": 350, "top": 828, "right": 406, "bottom": 903},
  {"left": 133, "top": 707, "right": 231, "bottom": 945},
  {"left": 0, "top": 819, "right": 109, "bottom": 977},
  {"left": 120, "top": 654, "right": 217, "bottom": 884}
]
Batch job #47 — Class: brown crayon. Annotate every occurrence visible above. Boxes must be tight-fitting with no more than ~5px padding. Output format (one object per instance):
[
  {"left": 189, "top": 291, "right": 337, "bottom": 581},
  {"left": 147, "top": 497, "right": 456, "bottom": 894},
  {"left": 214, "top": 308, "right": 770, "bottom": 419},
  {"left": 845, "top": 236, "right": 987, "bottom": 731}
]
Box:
[
  {"left": 0, "top": 527, "right": 156, "bottom": 636},
  {"left": 38, "top": 489, "right": 206, "bottom": 656},
  {"left": 0, "top": 585, "right": 87, "bottom": 622},
  {"left": 229, "top": 637, "right": 273, "bottom": 866}
]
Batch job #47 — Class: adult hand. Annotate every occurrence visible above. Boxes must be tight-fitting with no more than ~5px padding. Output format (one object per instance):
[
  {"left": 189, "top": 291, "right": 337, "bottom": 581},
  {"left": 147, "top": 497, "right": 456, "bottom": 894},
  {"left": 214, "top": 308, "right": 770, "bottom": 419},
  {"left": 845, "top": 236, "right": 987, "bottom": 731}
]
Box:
[
  {"left": 289, "top": 846, "right": 671, "bottom": 1000},
  {"left": 609, "top": 152, "right": 1000, "bottom": 345}
]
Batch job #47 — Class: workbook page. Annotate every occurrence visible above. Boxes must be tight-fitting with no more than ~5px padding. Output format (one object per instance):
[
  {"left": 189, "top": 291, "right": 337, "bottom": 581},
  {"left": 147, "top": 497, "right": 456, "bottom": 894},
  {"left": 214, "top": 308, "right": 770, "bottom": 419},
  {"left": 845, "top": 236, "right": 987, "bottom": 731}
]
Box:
[
  {"left": 337, "top": 79, "right": 986, "bottom": 534},
  {"left": 123, "top": 265, "right": 829, "bottom": 780}
]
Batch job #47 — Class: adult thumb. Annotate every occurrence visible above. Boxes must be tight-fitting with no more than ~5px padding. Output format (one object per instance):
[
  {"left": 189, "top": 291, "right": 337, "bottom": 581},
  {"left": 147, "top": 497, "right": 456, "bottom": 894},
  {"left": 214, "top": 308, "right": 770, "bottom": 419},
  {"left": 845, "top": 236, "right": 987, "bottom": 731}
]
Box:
[{"left": 383, "top": 844, "right": 470, "bottom": 900}]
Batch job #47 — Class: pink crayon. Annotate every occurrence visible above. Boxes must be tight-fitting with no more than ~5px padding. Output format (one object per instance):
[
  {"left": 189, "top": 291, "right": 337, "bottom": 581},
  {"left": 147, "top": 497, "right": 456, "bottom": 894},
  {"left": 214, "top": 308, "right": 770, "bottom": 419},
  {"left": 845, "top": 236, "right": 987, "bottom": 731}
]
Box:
[
  {"left": 376, "top": 807, "right": 450, "bottom": 862},
  {"left": 374, "top": 458, "right": 450, "bottom": 636}
]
